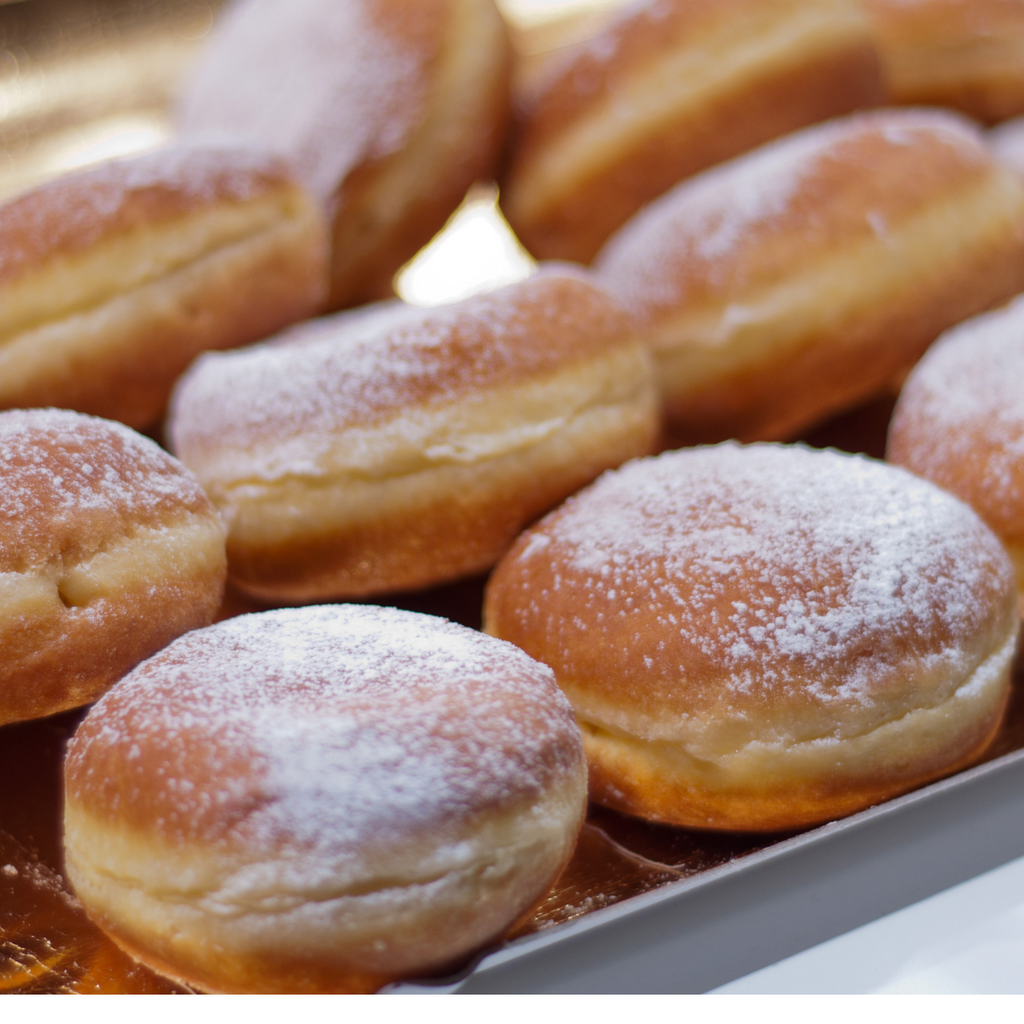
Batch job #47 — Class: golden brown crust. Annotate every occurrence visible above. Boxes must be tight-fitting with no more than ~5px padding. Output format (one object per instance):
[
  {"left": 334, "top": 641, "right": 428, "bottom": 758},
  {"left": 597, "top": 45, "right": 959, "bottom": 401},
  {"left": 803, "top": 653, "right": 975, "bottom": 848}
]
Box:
[
  {"left": 178, "top": 0, "right": 512, "bottom": 310},
  {"left": 888, "top": 295, "right": 1024, "bottom": 610},
  {"left": 864, "top": 0, "right": 1024, "bottom": 123},
  {"left": 484, "top": 444, "right": 1019, "bottom": 831},
  {"left": 502, "top": 0, "right": 884, "bottom": 264},
  {"left": 0, "top": 145, "right": 329, "bottom": 428},
  {"left": 594, "top": 109, "right": 1024, "bottom": 443},
  {"left": 64, "top": 606, "right": 587, "bottom": 992},
  {"left": 0, "top": 409, "right": 226, "bottom": 726},
  {"left": 169, "top": 268, "right": 658, "bottom": 601}
]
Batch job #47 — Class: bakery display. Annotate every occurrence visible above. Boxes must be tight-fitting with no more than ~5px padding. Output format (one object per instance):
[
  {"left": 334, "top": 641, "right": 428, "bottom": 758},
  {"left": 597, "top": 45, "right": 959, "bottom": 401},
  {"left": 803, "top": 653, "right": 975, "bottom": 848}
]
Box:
[
  {"left": 63, "top": 604, "right": 587, "bottom": 993},
  {"left": 593, "top": 108, "right": 1024, "bottom": 445},
  {"left": 862, "top": 0, "right": 1024, "bottom": 124},
  {"left": 888, "top": 294, "right": 1024, "bottom": 615},
  {"left": 0, "top": 144, "right": 328, "bottom": 429},
  {"left": 4, "top": 0, "right": 1024, "bottom": 995},
  {"left": 485, "top": 444, "right": 1020, "bottom": 832},
  {"left": 501, "top": 0, "right": 884, "bottom": 265},
  {"left": 0, "top": 408, "right": 226, "bottom": 728},
  {"left": 168, "top": 267, "right": 658, "bottom": 603},
  {"left": 177, "top": 0, "right": 512, "bottom": 310}
]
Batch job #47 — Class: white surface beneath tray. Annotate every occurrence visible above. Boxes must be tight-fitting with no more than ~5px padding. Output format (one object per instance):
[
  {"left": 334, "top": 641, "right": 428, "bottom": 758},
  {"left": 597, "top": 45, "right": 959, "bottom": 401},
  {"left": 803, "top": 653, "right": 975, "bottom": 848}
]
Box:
[{"left": 715, "top": 853, "right": 1024, "bottom": 993}]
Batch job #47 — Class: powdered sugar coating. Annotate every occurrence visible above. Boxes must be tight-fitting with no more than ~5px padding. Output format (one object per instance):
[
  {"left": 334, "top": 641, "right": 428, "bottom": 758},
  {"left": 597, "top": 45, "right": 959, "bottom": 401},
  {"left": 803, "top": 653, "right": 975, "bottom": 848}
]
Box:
[
  {"left": 888, "top": 295, "right": 1024, "bottom": 543},
  {"left": 66, "top": 605, "right": 583, "bottom": 866},
  {"left": 177, "top": 0, "right": 432, "bottom": 204},
  {"left": 0, "top": 409, "right": 213, "bottom": 567},
  {"left": 0, "top": 144, "right": 293, "bottom": 286},
  {"left": 169, "top": 268, "right": 632, "bottom": 474},
  {"left": 593, "top": 109, "right": 990, "bottom": 320},
  {"left": 488, "top": 444, "right": 1016, "bottom": 738}
]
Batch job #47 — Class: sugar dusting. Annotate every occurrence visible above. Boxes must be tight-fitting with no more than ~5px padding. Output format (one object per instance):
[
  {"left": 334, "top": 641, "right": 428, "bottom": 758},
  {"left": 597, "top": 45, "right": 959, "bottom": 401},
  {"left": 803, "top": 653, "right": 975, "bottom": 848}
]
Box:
[
  {"left": 890, "top": 295, "right": 1024, "bottom": 532},
  {"left": 68, "top": 606, "right": 581, "bottom": 870},
  {"left": 169, "top": 270, "right": 623, "bottom": 472},
  {"left": 177, "top": 0, "right": 426, "bottom": 203},
  {"left": 594, "top": 110, "right": 984, "bottom": 317},
  {"left": 594, "top": 123, "right": 836, "bottom": 313},
  {"left": 0, "top": 409, "right": 207, "bottom": 561},
  {"left": 0, "top": 144, "right": 287, "bottom": 282},
  {"left": 507, "top": 444, "right": 1014, "bottom": 706}
]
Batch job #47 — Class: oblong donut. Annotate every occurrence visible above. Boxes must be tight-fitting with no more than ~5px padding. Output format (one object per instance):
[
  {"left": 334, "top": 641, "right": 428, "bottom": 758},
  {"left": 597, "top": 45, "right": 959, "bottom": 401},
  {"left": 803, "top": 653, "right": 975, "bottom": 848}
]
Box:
[
  {"left": 63, "top": 604, "right": 587, "bottom": 993},
  {"left": 0, "top": 408, "right": 226, "bottom": 727},
  {"left": 485, "top": 444, "right": 1020, "bottom": 832},
  {"left": 177, "top": 0, "right": 512, "bottom": 310},
  {"left": 863, "top": 0, "right": 1024, "bottom": 124},
  {"left": 168, "top": 267, "right": 658, "bottom": 602},
  {"left": 593, "top": 108, "right": 1024, "bottom": 445},
  {"left": 0, "top": 146, "right": 328, "bottom": 429},
  {"left": 888, "top": 294, "right": 1024, "bottom": 615},
  {"left": 502, "top": 0, "right": 884, "bottom": 264}
]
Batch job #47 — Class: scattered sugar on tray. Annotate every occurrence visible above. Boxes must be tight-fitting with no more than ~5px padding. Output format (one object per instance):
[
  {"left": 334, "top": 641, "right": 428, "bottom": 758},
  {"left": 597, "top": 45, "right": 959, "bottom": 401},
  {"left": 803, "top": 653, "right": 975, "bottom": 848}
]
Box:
[
  {"left": 70, "top": 606, "right": 579, "bottom": 876},
  {"left": 516, "top": 444, "right": 1012, "bottom": 704}
]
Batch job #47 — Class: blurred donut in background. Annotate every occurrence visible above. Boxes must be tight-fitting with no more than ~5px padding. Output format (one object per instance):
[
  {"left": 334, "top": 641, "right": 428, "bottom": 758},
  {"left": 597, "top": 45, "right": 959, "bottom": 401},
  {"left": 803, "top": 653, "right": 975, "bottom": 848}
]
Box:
[
  {"left": 502, "top": 0, "right": 884, "bottom": 264},
  {"left": 177, "top": 0, "right": 513, "bottom": 310},
  {"left": 863, "top": 0, "right": 1024, "bottom": 124}
]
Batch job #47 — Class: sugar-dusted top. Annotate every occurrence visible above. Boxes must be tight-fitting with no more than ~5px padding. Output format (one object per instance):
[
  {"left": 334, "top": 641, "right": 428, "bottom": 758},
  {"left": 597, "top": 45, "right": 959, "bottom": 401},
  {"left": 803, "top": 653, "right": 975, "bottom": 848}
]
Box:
[
  {"left": 486, "top": 444, "right": 1017, "bottom": 742},
  {"left": 593, "top": 109, "right": 994, "bottom": 321},
  {"left": 0, "top": 144, "right": 297, "bottom": 287},
  {"left": 177, "top": 0, "right": 447, "bottom": 203},
  {"left": 65, "top": 605, "right": 583, "bottom": 870},
  {"left": 888, "top": 295, "right": 1024, "bottom": 544},
  {"left": 0, "top": 409, "right": 215, "bottom": 569},
  {"left": 169, "top": 267, "right": 633, "bottom": 471}
]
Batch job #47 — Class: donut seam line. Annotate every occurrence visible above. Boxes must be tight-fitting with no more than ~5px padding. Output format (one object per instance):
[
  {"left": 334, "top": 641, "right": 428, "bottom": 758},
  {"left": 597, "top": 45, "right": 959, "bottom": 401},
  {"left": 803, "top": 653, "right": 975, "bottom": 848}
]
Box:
[
  {"left": 0, "top": 197, "right": 311, "bottom": 354},
  {"left": 2, "top": 514, "right": 219, "bottom": 612},
  {"left": 194, "top": 375, "right": 654, "bottom": 490},
  {"left": 570, "top": 625, "right": 1018, "bottom": 760}
]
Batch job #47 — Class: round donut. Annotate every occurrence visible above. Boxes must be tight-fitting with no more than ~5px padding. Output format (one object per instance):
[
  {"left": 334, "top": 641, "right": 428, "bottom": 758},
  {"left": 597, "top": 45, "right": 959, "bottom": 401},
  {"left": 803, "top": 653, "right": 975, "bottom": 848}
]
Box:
[
  {"left": 484, "top": 444, "right": 1019, "bottom": 832},
  {"left": 63, "top": 604, "right": 587, "bottom": 993},
  {"left": 0, "top": 409, "right": 226, "bottom": 727},
  {"left": 502, "top": 0, "right": 884, "bottom": 265},
  {"left": 888, "top": 294, "right": 1024, "bottom": 616},
  {"left": 177, "top": 0, "right": 511, "bottom": 311},
  {"left": 168, "top": 267, "right": 658, "bottom": 603},
  {"left": 593, "top": 108, "right": 1024, "bottom": 445},
  {"left": 863, "top": 0, "right": 1024, "bottom": 124},
  {"left": 0, "top": 145, "right": 328, "bottom": 429}
]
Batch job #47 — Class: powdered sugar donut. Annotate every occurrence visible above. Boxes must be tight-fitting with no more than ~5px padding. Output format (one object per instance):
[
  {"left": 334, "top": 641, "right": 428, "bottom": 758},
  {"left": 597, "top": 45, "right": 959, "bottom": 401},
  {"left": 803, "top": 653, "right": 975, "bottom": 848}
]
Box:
[
  {"left": 593, "top": 109, "right": 1024, "bottom": 445},
  {"left": 0, "top": 145, "right": 328, "bottom": 429},
  {"left": 63, "top": 605, "right": 587, "bottom": 993},
  {"left": 168, "top": 268, "right": 657, "bottom": 602},
  {"left": 485, "top": 444, "right": 1019, "bottom": 831},
  {"left": 177, "top": 0, "right": 511, "bottom": 310},
  {"left": 0, "top": 409, "right": 226, "bottom": 727},
  {"left": 888, "top": 294, "right": 1024, "bottom": 614}
]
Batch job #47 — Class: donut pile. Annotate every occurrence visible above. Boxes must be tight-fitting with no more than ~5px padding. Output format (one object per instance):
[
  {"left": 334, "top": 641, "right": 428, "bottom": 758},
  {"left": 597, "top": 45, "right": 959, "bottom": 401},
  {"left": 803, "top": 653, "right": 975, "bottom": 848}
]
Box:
[{"left": 2, "top": 0, "right": 1024, "bottom": 994}]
